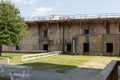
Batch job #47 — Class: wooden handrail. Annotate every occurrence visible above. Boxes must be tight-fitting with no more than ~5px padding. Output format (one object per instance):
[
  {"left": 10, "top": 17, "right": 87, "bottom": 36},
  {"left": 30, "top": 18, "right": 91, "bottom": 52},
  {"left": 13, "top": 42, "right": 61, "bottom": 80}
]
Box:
[
  {"left": 21, "top": 51, "right": 62, "bottom": 61},
  {"left": 90, "top": 60, "right": 120, "bottom": 80},
  {"left": 0, "top": 57, "right": 9, "bottom": 64}
]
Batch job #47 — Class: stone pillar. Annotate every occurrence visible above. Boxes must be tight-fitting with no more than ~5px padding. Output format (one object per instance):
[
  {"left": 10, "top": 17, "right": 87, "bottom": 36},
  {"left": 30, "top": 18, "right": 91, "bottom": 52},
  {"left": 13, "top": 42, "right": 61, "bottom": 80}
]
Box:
[{"left": 72, "top": 38, "right": 75, "bottom": 54}]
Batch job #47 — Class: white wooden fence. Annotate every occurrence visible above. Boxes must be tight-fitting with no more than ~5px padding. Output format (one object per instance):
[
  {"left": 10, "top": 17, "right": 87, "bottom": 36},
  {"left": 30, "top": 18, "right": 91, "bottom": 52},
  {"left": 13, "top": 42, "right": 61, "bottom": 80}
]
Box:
[
  {"left": 0, "top": 57, "right": 9, "bottom": 64},
  {"left": 21, "top": 51, "right": 62, "bottom": 61},
  {"left": 0, "top": 64, "right": 32, "bottom": 80}
]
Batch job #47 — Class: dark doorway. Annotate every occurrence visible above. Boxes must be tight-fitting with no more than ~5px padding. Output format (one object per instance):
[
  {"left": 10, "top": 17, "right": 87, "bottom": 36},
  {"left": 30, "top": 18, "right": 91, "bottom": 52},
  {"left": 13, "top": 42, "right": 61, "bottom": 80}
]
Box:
[
  {"left": 106, "top": 43, "right": 113, "bottom": 53},
  {"left": 83, "top": 43, "right": 89, "bottom": 52},
  {"left": 16, "top": 46, "right": 19, "bottom": 50},
  {"left": 43, "top": 44, "right": 48, "bottom": 51},
  {"left": 67, "top": 43, "right": 71, "bottom": 51},
  {"left": 84, "top": 29, "right": 89, "bottom": 34}
]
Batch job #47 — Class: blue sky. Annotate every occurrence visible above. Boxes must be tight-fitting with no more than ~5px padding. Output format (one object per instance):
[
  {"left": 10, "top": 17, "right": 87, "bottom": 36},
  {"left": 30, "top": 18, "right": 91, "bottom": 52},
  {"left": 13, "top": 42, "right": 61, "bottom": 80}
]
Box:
[{"left": 7, "top": 0, "right": 120, "bottom": 17}]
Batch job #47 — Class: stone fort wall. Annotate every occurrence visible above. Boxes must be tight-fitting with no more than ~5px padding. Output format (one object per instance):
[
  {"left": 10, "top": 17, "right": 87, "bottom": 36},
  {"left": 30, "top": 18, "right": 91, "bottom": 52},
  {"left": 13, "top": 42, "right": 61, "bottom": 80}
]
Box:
[{"left": 2, "top": 18, "right": 120, "bottom": 56}]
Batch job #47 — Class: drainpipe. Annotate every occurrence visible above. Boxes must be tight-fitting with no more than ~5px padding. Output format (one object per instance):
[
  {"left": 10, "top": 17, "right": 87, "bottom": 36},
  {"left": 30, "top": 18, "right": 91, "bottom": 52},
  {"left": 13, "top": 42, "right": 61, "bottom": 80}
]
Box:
[
  {"left": 57, "top": 22, "right": 60, "bottom": 51},
  {"left": 72, "top": 38, "right": 75, "bottom": 54},
  {"left": 62, "top": 25, "right": 65, "bottom": 54},
  {"left": 58, "top": 22, "right": 64, "bottom": 53},
  {"left": 38, "top": 23, "right": 40, "bottom": 50}
]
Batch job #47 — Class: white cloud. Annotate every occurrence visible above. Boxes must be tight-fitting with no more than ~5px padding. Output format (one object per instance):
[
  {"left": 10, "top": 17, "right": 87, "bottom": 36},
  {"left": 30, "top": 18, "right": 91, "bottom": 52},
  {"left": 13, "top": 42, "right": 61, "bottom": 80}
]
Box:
[
  {"left": 31, "top": 6, "right": 54, "bottom": 16},
  {"left": 10, "top": 0, "right": 36, "bottom": 5}
]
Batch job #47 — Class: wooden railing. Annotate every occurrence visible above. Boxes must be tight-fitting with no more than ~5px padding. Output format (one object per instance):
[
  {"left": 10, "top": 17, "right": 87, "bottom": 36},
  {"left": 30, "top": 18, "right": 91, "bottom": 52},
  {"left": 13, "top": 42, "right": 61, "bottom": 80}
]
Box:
[
  {"left": 0, "top": 57, "right": 9, "bottom": 64},
  {"left": 90, "top": 60, "right": 120, "bottom": 80},
  {"left": 0, "top": 64, "right": 32, "bottom": 80},
  {"left": 21, "top": 51, "right": 62, "bottom": 61}
]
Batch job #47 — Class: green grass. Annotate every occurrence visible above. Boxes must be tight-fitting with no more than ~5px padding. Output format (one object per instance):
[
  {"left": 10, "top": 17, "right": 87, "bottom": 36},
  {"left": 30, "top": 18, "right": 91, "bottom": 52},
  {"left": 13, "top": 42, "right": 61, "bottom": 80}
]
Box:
[
  {"left": 22, "top": 57, "right": 88, "bottom": 73},
  {"left": 0, "top": 77, "right": 10, "bottom": 80},
  {"left": 1, "top": 53, "right": 120, "bottom": 73}
]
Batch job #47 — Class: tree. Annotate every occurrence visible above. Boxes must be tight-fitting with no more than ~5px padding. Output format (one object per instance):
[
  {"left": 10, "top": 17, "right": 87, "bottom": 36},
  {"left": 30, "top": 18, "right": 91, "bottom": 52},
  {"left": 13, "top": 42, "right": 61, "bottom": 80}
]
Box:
[{"left": 0, "top": 0, "right": 27, "bottom": 56}]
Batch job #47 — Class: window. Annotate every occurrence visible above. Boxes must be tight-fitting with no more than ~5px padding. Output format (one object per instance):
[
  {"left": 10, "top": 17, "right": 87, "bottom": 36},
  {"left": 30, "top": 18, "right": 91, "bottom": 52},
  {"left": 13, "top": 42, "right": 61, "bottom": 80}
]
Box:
[
  {"left": 84, "top": 29, "right": 89, "bottom": 34},
  {"left": 106, "top": 43, "right": 113, "bottom": 53},
  {"left": 43, "top": 44, "right": 48, "bottom": 51},
  {"left": 83, "top": 43, "right": 89, "bottom": 52},
  {"left": 44, "top": 30, "right": 48, "bottom": 37},
  {"left": 67, "top": 43, "right": 71, "bottom": 51},
  {"left": 119, "top": 22, "right": 120, "bottom": 32},
  {"left": 16, "top": 46, "right": 20, "bottom": 50},
  {"left": 106, "top": 21, "right": 110, "bottom": 34}
]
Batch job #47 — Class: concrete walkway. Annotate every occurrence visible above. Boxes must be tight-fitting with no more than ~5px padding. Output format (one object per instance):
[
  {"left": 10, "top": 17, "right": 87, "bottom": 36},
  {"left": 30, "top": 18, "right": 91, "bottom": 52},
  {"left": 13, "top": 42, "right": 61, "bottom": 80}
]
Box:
[{"left": 30, "top": 68, "right": 101, "bottom": 80}]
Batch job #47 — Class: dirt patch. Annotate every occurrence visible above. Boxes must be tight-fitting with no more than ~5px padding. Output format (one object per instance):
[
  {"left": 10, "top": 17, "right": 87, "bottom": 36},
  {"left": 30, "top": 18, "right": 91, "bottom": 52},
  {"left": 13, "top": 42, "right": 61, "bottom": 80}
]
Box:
[{"left": 79, "top": 57, "right": 114, "bottom": 69}]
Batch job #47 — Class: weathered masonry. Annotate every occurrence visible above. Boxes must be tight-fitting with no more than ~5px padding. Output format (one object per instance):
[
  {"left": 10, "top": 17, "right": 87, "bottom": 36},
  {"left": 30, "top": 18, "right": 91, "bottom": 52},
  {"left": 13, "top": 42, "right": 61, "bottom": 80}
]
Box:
[{"left": 3, "top": 16, "right": 120, "bottom": 56}]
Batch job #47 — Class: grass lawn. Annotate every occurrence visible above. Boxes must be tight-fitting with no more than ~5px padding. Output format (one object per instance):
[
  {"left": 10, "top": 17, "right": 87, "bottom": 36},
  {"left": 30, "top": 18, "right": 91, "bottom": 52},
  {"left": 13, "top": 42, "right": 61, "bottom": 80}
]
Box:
[
  {"left": 0, "top": 77, "right": 10, "bottom": 80},
  {"left": 1, "top": 53, "right": 120, "bottom": 73}
]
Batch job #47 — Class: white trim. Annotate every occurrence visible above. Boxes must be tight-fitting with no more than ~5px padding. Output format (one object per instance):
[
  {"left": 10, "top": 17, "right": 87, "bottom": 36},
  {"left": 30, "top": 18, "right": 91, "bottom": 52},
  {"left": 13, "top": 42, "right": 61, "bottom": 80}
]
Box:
[
  {"left": 0, "top": 57, "right": 9, "bottom": 64},
  {"left": 21, "top": 51, "right": 62, "bottom": 61}
]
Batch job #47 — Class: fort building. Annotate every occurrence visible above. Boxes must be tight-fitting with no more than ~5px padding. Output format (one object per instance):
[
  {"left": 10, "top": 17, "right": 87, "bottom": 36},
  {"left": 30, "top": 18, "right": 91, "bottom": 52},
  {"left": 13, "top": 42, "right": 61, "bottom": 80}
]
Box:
[{"left": 2, "top": 13, "right": 120, "bottom": 56}]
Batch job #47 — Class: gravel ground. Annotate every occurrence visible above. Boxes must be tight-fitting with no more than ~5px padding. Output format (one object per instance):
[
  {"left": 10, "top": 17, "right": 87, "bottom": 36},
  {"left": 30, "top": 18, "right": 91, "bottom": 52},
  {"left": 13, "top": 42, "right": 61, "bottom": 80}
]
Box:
[
  {"left": 4, "top": 57, "right": 120, "bottom": 80},
  {"left": 30, "top": 67, "right": 101, "bottom": 80},
  {"left": 31, "top": 59, "right": 120, "bottom": 80}
]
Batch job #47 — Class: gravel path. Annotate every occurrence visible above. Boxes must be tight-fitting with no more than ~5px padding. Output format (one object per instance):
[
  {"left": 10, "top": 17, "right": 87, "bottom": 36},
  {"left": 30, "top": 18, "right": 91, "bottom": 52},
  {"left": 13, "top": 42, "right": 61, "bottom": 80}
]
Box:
[
  {"left": 5, "top": 57, "right": 117, "bottom": 80},
  {"left": 30, "top": 58, "right": 120, "bottom": 80},
  {"left": 30, "top": 58, "right": 107, "bottom": 80},
  {"left": 30, "top": 67, "right": 101, "bottom": 80}
]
